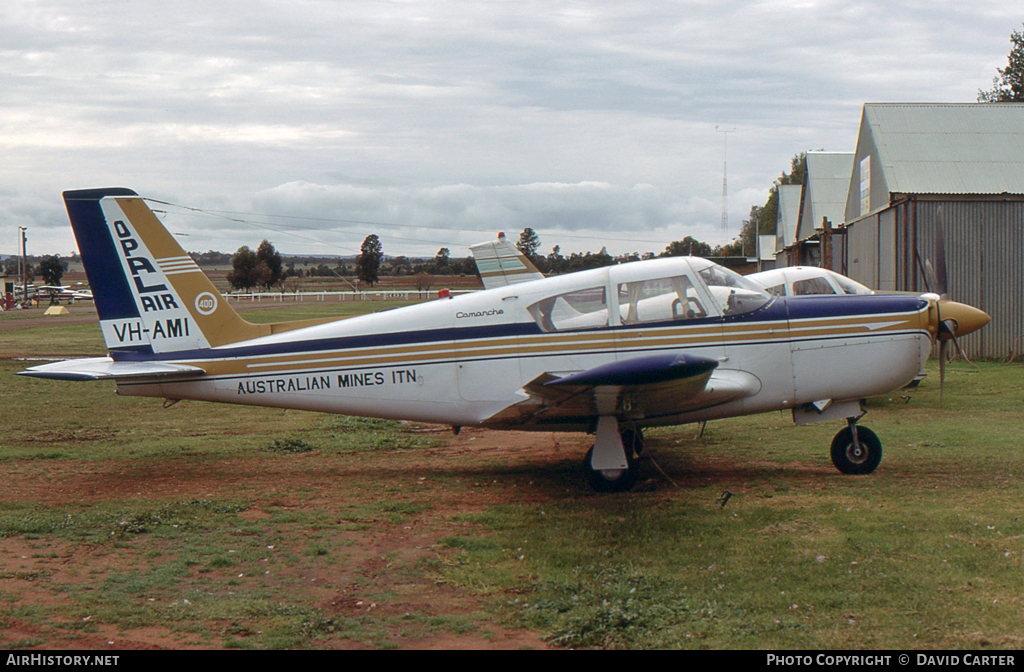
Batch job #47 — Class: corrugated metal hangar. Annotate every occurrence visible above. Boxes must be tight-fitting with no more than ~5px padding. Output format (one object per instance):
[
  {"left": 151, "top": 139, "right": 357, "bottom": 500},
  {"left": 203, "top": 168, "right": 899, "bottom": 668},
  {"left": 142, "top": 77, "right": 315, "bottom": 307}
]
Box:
[{"left": 777, "top": 102, "right": 1024, "bottom": 359}]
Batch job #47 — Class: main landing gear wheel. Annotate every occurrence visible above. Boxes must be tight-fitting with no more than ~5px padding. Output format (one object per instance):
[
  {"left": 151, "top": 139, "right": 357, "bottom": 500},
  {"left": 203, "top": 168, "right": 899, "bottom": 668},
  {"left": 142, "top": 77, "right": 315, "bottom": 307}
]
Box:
[
  {"left": 585, "top": 446, "right": 637, "bottom": 493},
  {"left": 830, "top": 425, "right": 882, "bottom": 475}
]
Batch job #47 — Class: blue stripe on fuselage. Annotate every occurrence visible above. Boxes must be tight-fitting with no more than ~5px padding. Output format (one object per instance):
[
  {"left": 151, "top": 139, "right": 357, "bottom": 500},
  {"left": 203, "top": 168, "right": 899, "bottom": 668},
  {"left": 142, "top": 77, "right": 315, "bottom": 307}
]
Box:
[
  {"left": 112, "top": 321, "right": 541, "bottom": 362},
  {"left": 780, "top": 294, "right": 927, "bottom": 320}
]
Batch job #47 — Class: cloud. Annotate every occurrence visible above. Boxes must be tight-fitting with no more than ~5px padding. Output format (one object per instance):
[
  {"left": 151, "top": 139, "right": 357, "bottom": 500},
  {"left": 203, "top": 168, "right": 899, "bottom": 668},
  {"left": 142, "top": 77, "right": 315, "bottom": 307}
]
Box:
[
  {"left": 158, "top": 179, "right": 724, "bottom": 257},
  {"left": 1, "top": 0, "right": 1021, "bottom": 256}
]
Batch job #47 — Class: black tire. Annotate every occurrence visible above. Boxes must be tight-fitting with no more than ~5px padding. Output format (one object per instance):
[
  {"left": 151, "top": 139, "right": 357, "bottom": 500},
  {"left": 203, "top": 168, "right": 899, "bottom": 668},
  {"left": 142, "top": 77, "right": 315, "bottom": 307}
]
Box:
[
  {"left": 585, "top": 446, "right": 637, "bottom": 493},
  {"left": 620, "top": 427, "right": 645, "bottom": 458},
  {"left": 830, "top": 426, "right": 882, "bottom": 475}
]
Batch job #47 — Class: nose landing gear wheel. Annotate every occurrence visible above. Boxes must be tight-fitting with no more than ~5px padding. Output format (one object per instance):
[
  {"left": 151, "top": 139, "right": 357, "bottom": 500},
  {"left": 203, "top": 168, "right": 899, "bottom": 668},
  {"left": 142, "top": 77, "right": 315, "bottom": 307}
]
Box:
[{"left": 830, "top": 425, "right": 882, "bottom": 475}]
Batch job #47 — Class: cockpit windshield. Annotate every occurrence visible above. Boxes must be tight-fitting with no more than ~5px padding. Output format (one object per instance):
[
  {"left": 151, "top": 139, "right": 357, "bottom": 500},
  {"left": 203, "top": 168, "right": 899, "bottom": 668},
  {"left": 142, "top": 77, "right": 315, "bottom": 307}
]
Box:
[{"left": 695, "top": 262, "right": 773, "bottom": 316}]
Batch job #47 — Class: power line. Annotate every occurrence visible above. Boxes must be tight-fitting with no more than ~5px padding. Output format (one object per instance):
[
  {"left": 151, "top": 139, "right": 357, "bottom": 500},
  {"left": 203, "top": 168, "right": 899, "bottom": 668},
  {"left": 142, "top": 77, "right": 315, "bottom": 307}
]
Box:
[{"left": 145, "top": 198, "right": 701, "bottom": 251}]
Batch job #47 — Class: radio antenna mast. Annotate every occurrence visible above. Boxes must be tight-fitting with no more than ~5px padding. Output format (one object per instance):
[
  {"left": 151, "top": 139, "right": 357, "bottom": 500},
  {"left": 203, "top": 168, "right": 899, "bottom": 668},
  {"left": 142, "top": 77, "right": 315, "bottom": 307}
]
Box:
[{"left": 716, "top": 126, "right": 735, "bottom": 232}]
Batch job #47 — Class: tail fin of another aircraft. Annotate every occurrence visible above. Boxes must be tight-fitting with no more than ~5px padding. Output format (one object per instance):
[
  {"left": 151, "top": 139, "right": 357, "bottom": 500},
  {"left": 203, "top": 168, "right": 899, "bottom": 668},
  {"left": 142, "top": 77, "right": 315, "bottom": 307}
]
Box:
[
  {"left": 469, "top": 233, "right": 545, "bottom": 290},
  {"left": 64, "top": 188, "right": 273, "bottom": 354}
]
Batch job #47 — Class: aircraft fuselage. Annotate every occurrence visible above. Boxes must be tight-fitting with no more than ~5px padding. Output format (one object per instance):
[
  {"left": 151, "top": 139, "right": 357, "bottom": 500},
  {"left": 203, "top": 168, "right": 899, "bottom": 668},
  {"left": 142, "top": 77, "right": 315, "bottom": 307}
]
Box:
[{"left": 113, "top": 258, "right": 932, "bottom": 431}]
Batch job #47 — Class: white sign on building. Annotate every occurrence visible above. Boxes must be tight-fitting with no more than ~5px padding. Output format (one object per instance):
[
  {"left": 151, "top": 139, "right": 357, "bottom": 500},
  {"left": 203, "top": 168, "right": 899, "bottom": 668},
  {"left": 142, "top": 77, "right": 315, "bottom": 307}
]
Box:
[{"left": 859, "top": 156, "right": 871, "bottom": 216}]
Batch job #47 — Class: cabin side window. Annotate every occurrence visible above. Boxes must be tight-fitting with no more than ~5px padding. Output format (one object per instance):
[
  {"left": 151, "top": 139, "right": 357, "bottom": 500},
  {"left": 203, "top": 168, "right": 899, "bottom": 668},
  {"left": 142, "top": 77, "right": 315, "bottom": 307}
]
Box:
[
  {"left": 527, "top": 286, "right": 609, "bottom": 332},
  {"left": 617, "top": 275, "right": 708, "bottom": 324},
  {"left": 792, "top": 277, "right": 836, "bottom": 295}
]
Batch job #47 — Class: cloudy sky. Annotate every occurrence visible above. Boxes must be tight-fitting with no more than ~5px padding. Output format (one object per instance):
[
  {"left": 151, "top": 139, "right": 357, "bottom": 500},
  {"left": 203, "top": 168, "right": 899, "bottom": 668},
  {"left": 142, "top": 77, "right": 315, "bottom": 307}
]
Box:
[{"left": 1, "top": 1, "right": 1020, "bottom": 259}]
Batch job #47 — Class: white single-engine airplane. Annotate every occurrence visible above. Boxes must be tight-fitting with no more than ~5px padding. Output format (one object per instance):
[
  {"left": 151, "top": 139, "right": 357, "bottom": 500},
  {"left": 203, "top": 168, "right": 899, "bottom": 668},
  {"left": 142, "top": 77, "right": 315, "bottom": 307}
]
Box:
[
  {"left": 748, "top": 266, "right": 874, "bottom": 298},
  {"left": 19, "top": 189, "right": 991, "bottom": 491},
  {"left": 36, "top": 284, "right": 94, "bottom": 303}
]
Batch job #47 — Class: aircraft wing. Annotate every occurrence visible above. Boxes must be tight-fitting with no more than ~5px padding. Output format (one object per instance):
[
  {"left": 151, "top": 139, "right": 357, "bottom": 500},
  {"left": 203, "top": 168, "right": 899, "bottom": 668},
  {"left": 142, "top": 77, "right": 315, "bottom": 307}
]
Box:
[
  {"left": 484, "top": 353, "right": 760, "bottom": 426},
  {"left": 17, "top": 357, "right": 205, "bottom": 382}
]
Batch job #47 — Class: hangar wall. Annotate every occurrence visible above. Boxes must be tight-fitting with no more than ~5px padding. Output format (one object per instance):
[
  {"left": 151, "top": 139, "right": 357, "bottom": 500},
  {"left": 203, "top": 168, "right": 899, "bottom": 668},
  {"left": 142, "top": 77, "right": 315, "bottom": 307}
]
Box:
[{"left": 848, "top": 197, "right": 1024, "bottom": 359}]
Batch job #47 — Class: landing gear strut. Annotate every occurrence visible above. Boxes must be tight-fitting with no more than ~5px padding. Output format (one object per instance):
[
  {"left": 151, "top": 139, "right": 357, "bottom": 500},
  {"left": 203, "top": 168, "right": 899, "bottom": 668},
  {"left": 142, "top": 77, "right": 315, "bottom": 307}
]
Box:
[
  {"left": 585, "top": 445, "right": 637, "bottom": 493},
  {"left": 620, "top": 426, "right": 645, "bottom": 458},
  {"left": 830, "top": 418, "right": 882, "bottom": 475},
  {"left": 584, "top": 419, "right": 643, "bottom": 492}
]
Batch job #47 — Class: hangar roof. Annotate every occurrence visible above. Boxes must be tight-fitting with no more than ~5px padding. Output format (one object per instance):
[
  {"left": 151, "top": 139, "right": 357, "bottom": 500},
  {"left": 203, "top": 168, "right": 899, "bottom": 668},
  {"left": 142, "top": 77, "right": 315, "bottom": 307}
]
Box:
[
  {"left": 864, "top": 102, "right": 1024, "bottom": 195},
  {"left": 797, "top": 151, "right": 853, "bottom": 240},
  {"left": 845, "top": 103, "right": 1024, "bottom": 221}
]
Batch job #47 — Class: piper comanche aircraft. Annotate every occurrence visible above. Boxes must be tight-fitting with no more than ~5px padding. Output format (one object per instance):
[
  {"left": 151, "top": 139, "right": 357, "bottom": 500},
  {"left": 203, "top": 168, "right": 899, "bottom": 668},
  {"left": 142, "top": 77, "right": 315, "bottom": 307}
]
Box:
[{"left": 19, "top": 189, "right": 990, "bottom": 492}]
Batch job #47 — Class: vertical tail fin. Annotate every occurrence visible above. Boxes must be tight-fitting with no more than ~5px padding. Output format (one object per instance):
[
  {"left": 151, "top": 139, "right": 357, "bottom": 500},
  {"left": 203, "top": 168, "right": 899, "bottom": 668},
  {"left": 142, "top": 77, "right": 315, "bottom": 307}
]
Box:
[{"left": 65, "top": 188, "right": 271, "bottom": 354}]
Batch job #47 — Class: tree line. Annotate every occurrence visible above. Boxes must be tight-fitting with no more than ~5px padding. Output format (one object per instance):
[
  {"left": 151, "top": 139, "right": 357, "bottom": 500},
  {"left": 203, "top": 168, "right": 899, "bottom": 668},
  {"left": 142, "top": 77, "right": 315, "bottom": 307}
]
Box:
[
  {"left": 222, "top": 226, "right": 758, "bottom": 292},
  {"left": 224, "top": 236, "right": 479, "bottom": 291},
  {"left": 513, "top": 227, "right": 746, "bottom": 276},
  {"left": 2, "top": 255, "right": 69, "bottom": 287}
]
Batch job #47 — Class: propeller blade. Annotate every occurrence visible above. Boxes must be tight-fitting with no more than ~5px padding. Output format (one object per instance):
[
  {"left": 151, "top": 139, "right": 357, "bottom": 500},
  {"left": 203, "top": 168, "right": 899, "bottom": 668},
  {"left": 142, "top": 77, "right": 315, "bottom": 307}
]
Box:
[
  {"left": 932, "top": 225, "right": 948, "bottom": 300},
  {"left": 924, "top": 258, "right": 938, "bottom": 296},
  {"left": 953, "top": 336, "right": 976, "bottom": 367},
  {"left": 941, "top": 317, "right": 978, "bottom": 369}
]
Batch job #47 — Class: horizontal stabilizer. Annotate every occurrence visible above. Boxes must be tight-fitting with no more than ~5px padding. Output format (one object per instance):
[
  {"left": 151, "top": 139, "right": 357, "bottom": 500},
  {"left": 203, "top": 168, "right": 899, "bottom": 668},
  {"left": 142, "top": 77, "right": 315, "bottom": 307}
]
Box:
[
  {"left": 469, "top": 234, "right": 545, "bottom": 289},
  {"left": 17, "top": 357, "right": 205, "bottom": 381}
]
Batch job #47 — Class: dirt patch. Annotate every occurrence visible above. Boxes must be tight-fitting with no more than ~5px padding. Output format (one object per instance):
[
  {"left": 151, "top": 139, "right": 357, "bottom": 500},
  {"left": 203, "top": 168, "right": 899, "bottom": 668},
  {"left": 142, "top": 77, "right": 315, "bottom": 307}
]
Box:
[
  {"left": 19, "top": 429, "right": 117, "bottom": 444},
  {"left": 0, "top": 305, "right": 101, "bottom": 331},
  {"left": 0, "top": 427, "right": 584, "bottom": 650}
]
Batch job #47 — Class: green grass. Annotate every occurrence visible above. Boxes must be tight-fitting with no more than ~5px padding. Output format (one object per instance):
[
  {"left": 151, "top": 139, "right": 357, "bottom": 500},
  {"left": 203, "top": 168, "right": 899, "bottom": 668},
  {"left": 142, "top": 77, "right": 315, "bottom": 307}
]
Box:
[
  {"left": 0, "top": 323, "right": 107, "bottom": 358},
  {"left": 429, "top": 362, "right": 1024, "bottom": 649}
]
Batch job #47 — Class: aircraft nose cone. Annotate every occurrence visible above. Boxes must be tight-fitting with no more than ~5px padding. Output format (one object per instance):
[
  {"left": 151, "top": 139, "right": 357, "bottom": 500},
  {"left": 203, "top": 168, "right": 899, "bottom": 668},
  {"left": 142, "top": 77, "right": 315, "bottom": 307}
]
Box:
[{"left": 938, "top": 300, "right": 991, "bottom": 339}]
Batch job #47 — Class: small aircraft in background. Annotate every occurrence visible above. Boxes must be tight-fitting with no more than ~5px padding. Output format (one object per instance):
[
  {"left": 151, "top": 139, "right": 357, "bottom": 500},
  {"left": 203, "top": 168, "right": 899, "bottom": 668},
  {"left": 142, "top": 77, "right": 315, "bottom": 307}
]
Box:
[
  {"left": 748, "top": 266, "right": 873, "bottom": 298},
  {"left": 746, "top": 262, "right": 975, "bottom": 389},
  {"left": 35, "top": 284, "right": 94, "bottom": 303},
  {"left": 20, "top": 189, "right": 990, "bottom": 491},
  {"left": 10, "top": 283, "right": 37, "bottom": 299}
]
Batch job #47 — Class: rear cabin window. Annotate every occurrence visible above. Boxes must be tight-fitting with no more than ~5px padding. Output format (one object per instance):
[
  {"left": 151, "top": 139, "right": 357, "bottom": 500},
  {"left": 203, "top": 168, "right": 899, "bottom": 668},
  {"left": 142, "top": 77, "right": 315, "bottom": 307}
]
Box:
[
  {"left": 792, "top": 277, "right": 836, "bottom": 295},
  {"left": 617, "top": 275, "right": 708, "bottom": 324},
  {"left": 528, "top": 286, "right": 609, "bottom": 332},
  {"left": 833, "top": 274, "right": 871, "bottom": 295}
]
